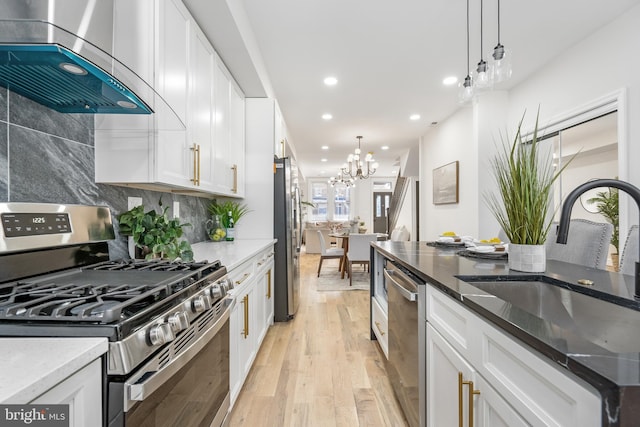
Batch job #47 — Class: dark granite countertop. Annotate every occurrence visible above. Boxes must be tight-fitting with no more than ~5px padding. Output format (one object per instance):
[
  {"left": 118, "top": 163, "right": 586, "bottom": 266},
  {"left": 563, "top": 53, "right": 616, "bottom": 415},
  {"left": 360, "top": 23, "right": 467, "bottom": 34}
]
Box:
[{"left": 372, "top": 241, "right": 640, "bottom": 427}]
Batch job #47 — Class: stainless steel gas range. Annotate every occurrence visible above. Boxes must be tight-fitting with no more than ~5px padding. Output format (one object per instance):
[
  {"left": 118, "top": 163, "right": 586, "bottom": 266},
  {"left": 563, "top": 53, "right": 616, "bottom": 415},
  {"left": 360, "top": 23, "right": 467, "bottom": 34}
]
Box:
[{"left": 0, "top": 203, "right": 233, "bottom": 427}]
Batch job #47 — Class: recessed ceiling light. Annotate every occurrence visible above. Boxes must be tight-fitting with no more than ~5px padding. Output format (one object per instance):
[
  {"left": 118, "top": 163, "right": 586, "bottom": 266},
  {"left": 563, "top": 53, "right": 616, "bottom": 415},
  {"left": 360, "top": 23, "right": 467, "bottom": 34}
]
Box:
[
  {"left": 322, "top": 113, "right": 333, "bottom": 120},
  {"left": 391, "top": 170, "right": 397, "bottom": 175},
  {"left": 443, "top": 76, "right": 458, "bottom": 86},
  {"left": 410, "top": 114, "right": 421, "bottom": 121},
  {"left": 321, "top": 158, "right": 328, "bottom": 162},
  {"left": 321, "top": 145, "right": 329, "bottom": 150},
  {"left": 381, "top": 146, "right": 389, "bottom": 150},
  {"left": 324, "top": 76, "right": 338, "bottom": 86}
]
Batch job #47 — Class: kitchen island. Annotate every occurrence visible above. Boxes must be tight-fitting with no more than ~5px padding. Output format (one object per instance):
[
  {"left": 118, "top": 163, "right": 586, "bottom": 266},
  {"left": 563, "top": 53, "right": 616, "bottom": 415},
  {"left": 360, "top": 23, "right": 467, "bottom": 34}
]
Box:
[{"left": 372, "top": 240, "right": 640, "bottom": 427}]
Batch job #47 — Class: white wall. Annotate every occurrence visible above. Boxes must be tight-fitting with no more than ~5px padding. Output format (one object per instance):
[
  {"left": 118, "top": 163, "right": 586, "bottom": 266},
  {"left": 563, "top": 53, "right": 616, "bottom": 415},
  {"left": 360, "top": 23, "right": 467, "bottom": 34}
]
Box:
[
  {"left": 420, "top": 106, "right": 479, "bottom": 239},
  {"left": 419, "top": 4, "right": 640, "bottom": 241}
]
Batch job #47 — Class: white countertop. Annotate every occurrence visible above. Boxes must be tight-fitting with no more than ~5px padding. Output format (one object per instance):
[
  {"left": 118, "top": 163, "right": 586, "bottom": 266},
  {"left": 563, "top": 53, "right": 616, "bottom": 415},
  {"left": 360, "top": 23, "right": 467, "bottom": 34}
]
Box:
[
  {"left": 191, "top": 239, "right": 277, "bottom": 271},
  {"left": 0, "top": 338, "right": 108, "bottom": 403}
]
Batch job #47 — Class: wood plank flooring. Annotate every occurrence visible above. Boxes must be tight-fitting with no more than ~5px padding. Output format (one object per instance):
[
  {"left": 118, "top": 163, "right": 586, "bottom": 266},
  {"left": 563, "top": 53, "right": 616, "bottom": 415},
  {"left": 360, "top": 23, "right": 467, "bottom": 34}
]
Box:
[{"left": 227, "top": 251, "right": 408, "bottom": 427}]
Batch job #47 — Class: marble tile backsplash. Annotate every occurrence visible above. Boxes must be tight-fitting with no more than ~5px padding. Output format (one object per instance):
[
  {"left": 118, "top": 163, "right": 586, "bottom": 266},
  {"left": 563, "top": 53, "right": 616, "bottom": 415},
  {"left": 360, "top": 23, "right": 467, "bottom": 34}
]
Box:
[{"left": 0, "top": 88, "right": 211, "bottom": 259}]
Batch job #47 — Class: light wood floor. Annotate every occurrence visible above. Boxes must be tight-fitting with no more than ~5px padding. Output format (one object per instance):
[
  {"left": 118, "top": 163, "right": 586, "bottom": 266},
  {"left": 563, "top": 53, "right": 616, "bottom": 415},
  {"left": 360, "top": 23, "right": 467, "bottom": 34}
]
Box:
[{"left": 227, "top": 251, "right": 408, "bottom": 427}]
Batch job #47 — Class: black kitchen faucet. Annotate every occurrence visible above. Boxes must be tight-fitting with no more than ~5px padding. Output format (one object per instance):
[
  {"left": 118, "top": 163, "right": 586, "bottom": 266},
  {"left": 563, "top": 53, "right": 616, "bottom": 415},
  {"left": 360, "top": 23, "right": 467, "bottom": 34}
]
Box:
[{"left": 556, "top": 179, "right": 640, "bottom": 298}]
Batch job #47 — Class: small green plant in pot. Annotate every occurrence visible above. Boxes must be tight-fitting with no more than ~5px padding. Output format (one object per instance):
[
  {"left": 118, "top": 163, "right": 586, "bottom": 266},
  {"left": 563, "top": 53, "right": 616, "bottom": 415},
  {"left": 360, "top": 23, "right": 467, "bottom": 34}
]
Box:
[
  {"left": 118, "top": 199, "right": 193, "bottom": 261},
  {"left": 485, "top": 111, "right": 575, "bottom": 272},
  {"left": 207, "top": 200, "right": 251, "bottom": 241}
]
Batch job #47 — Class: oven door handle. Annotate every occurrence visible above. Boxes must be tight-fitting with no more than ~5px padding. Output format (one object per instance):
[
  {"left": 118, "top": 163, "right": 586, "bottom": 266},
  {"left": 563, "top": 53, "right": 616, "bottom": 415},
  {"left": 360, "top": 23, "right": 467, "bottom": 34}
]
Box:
[
  {"left": 384, "top": 268, "right": 418, "bottom": 302},
  {"left": 125, "top": 298, "right": 233, "bottom": 406}
]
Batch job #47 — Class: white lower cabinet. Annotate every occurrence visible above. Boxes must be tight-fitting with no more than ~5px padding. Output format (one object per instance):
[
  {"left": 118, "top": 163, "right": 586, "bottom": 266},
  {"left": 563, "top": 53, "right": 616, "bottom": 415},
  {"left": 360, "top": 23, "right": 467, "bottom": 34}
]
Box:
[
  {"left": 427, "top": 324, "right": 527, "bottom": 427},
  {"left": 230, "top": 282, "right": 257, "bottom": 405},
  {"left": 30, "top": 358, "right": 102, "bottom": 427},
  {"left": 426, "top": 323, "right": 477, "bottom": 427},
  {"left": 426, "top": 285, "right": 601, "bottom": 427},
  {"left": 229, "top": 245, "right": 275, "bottom": 408}
]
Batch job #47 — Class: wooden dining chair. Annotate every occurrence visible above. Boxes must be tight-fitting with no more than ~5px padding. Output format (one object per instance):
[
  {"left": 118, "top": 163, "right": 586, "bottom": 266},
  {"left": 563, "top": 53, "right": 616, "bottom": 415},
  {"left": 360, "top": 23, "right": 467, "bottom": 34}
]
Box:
[
  {"left": 317, "top": 230, "right": 344, "bottom": 277},
  {"left": 346, "top": 233, "right": 378, "bottom": 286}
]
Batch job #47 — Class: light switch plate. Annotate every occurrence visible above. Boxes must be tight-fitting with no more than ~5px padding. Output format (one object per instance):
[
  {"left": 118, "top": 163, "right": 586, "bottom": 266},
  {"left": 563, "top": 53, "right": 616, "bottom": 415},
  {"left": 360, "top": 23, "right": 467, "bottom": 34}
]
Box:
[
  {"left": 173, "top": 201, "right": 180, "bottom": 219},
  {"left": 128, "top": 197, "right": 143, "bottom": 210}
]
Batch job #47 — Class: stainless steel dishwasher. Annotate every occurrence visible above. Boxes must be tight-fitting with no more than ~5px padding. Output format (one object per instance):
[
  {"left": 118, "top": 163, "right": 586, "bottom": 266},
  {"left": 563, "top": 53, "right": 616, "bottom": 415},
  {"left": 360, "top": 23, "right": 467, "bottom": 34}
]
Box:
[{"left": 385, "top": 260, "right": 425, "bottom": 427}]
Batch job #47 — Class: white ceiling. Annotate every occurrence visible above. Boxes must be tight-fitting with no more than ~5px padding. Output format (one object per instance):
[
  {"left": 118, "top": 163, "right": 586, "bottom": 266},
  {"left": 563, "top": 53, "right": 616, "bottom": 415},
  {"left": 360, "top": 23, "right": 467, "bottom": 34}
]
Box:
[{"left": 187, "top": 0, "right": 640, "bottom": 180}]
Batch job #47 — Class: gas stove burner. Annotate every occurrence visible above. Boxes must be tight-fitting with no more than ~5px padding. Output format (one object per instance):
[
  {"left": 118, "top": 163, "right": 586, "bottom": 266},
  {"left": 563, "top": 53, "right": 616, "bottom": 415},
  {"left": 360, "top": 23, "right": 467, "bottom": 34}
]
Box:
[{"left": 69, "top": 300, "right": 122, "bottom": 318}]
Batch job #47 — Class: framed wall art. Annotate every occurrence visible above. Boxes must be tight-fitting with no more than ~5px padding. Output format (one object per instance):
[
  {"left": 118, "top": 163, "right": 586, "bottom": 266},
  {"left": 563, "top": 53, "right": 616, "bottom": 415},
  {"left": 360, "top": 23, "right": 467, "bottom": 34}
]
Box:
[{"left": 433, "top": 161, "right": 459, "bottom": 205}]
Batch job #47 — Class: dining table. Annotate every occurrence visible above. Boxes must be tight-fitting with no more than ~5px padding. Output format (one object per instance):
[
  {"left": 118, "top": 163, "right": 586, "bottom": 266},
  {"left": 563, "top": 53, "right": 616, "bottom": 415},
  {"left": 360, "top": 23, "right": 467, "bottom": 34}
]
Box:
[{"left": 329, "top": 232, "right": 388, "bottom": 279}]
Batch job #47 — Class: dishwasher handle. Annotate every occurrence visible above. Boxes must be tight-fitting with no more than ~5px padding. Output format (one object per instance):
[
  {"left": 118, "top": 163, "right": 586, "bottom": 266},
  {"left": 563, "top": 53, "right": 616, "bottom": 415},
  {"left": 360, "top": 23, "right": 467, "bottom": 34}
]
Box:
[{"left": 384, "top": 268, "right": 418, "bottom": 302}]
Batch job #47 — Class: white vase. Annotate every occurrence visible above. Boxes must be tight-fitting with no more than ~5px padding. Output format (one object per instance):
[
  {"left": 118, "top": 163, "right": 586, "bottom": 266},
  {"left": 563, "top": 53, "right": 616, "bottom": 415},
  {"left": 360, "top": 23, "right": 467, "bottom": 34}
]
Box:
[{"left": 508, "top": 244, "right": 546, "bottom": 273}]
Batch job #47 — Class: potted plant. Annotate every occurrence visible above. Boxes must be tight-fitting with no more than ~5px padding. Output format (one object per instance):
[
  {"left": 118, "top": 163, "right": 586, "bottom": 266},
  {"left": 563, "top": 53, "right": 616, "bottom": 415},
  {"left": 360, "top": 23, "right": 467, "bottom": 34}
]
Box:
[
  {"left": 118, "top": 199, "right": 193, "bottom": 261},
  {"left": 588, "top": 186, "right": 619, "bottom": 269},
  {"left": 485, "top": 111, "right": 575, "bottom": 272},
  {"left": 207, "top": 199, "right": 251, "bottom": 241}
]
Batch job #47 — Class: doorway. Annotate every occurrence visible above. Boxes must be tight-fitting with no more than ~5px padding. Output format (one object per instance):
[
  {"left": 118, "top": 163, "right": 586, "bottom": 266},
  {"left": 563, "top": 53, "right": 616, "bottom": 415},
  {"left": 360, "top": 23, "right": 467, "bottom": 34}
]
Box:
[{"left": 373, "top": 192, "right": 391, "bottom": 233}]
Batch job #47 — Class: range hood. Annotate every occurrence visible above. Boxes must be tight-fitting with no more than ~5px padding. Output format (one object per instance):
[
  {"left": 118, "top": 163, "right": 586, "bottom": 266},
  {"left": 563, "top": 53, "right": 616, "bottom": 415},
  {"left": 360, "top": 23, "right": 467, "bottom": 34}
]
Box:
[
  {"left": 0, "top": 18, "right": 171, "bottom": 117},
  {"left": 0, "top": 43, "right": 151, "bottom": 114}
]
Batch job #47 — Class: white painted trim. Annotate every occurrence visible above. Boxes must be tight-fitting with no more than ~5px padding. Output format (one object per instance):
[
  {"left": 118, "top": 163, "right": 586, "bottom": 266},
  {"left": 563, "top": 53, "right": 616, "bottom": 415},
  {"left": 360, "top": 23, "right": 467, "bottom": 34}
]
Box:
[{"left": 522, "top": 88, "right": 629, "bottom": 248}]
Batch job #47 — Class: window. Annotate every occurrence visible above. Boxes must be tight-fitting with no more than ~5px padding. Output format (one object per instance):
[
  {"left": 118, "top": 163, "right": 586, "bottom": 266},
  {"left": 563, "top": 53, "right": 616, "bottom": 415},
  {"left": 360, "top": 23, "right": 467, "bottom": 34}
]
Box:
[
  {"left": 310, "top": 182, "right": 328, "bottom": 221},
  {"left": 334, "top": 186, "right": 351, "bottom": 221},
  {"left": 307, "top": 180, "right": 351, "bottom": 222}
]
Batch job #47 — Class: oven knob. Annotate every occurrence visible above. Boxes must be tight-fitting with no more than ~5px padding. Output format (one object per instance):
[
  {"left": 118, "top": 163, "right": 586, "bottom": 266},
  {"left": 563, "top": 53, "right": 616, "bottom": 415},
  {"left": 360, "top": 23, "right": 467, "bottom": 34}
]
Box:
[
  {"left": 148, "top": 323, "right": 175, "bottom": 346},
  {"left": 192, "top": 295, "right": 212, "bottom": 313},
  {"left": 168, "top": 312, "right": 190, "bottom": 332},
  {"left": 209, "top": 284, "right": 224, "bottom": 299},
  {"left": 223, "top": 278, "right": 234, "bottom": 292}
]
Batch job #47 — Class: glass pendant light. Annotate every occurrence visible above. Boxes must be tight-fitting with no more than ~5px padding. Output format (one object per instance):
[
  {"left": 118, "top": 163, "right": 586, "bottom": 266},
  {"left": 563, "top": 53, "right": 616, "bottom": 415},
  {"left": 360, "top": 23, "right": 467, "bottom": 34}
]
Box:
[
  {"left": 458, "top": 0, "right": 474, "bottom": 103},
  {"left": 474, "top": 0, "right": 492, "bottom": 89},
  {"left": 491, "top": 0, "right": 512, "bottom": 83}
]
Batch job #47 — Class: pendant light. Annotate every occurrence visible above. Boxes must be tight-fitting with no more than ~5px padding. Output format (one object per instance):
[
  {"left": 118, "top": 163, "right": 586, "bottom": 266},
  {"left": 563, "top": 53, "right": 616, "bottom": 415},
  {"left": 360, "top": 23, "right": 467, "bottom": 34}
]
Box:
[
  {"left": 474, "top": 0, "right": 492, "bottom": 89},
  {"left": 458, "top": 0, "right": 474, "bottom": 103},
  {"left": 341, "top": 136, "right": 378, "bottom": 180},
  {"left": 491, "top": 0, "right": 512, "bottom": 83}
]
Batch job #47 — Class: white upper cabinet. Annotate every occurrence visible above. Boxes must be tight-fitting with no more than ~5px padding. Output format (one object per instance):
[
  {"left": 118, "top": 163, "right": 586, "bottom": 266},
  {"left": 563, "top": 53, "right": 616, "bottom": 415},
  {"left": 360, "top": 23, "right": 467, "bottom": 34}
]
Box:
[{"left": 95, "top": 0, "right": 245, "bottom": 198}]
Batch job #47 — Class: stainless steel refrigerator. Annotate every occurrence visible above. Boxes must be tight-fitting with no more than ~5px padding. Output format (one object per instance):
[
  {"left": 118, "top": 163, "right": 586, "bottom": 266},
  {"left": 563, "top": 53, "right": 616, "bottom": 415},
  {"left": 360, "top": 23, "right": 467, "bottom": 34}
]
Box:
[{"left": 274, "top": 157, "right": 301, "bottom": 321}]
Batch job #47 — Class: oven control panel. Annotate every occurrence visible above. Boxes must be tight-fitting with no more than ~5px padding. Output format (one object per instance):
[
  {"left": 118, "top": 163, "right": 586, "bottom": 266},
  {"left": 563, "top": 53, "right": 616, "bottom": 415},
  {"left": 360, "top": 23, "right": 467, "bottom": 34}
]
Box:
[{"left": 1, "top": 212, "right": 71, "bottom": 237}]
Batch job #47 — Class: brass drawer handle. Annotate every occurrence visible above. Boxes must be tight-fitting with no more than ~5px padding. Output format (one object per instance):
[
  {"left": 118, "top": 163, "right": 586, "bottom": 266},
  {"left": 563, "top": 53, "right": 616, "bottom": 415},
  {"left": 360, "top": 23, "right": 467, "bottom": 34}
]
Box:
[
  {"left": 458, "top": 372, "right": 480, "bottom": 427},
  {"left": 267, "top": 270, "right": 271, "bottom": 299},
  {"left": 235, "top": 272, "right": 251, "bottom": 285},
  {"left": 374, "top": 321, "right": 385, "bottom": 336},
  {"left": 190, "top": 144, "right": 200, "bottom": 186},
  {"left": 241, "top": 294, "right": 249, "bottom": 338},
  {"left": 231, "top": 164, "right": 238, "bottom": 193}
]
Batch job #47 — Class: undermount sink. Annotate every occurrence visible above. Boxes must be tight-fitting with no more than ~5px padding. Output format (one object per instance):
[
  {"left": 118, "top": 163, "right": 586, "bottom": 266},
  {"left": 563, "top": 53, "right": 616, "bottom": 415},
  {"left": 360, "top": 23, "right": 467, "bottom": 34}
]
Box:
[{"left": 461, "top": 277, "right": 640, "bottom": 354}]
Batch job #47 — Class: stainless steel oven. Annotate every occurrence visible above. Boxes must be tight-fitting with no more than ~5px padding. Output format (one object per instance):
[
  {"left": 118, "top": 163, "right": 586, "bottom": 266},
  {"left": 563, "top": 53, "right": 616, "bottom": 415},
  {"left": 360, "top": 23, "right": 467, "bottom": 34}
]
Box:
[
  {"left": 0, "top": 203, "right": 234, "bottom": 427},
  {"left": 113, "top": 297, "right": 232, "bottom": 427},
  {"left": 385, "top": 260, "right": 425, "bottom": 427}
]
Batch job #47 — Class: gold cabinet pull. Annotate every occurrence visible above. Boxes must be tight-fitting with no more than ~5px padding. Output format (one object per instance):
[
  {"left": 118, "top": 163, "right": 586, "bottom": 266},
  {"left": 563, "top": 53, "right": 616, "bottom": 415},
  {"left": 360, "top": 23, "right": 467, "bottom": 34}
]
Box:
[
  {"left": 458, "top": 372, "right": 480, "bottom": 427},
  {"left": 374, "top": 321, "right": 386, "bottom": 336},
  {"left": 267, "top": 270, "right": 272, "bottom": 299},
  {"left": 241, "top": 294, "right": 249, "bottom": 339},
  {"left": 458, "top": 373, "right": 463, "bottom": 427},
  {"left": 235, "top": 272, "right": 251, "bottom": 285},
  {"left": 231, "top": 164, "right": 238, "bottom": 193},
  {"left": 190, "top": 144, "right": 200, "bottom": 186}
]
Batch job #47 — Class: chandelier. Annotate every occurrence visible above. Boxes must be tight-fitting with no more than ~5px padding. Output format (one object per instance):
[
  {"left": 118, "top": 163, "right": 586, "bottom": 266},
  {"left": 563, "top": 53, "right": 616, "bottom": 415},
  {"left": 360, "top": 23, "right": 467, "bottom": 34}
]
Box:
[
  {"left": 341, "top": 136, "right": 378, "bottom": 180},
  {"left": 328, "top": 171, "right": 355, "bottom": 187}
]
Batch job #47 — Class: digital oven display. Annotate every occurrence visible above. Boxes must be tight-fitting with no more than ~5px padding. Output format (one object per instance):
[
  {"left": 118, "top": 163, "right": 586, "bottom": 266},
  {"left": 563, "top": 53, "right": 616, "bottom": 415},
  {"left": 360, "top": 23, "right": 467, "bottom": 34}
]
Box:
[{"left": 1, "top": 213, "right": 71, "bottom": 237}]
